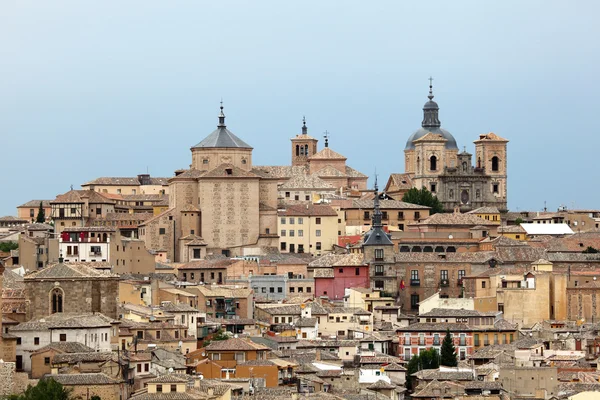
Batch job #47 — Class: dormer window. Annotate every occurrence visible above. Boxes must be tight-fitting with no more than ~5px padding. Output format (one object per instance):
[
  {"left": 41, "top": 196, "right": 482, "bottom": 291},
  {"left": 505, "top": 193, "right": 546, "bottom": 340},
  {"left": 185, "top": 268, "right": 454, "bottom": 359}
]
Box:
[{"left": 225, "top": 168, "right": 233, "bottom": 175}]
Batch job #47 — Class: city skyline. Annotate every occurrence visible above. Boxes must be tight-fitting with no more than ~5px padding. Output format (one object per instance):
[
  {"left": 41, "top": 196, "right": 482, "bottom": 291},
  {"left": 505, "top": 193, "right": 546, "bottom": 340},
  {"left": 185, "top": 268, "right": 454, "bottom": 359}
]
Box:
[{"left": 2, "top": 1, "right": 599, "bottom": 215}]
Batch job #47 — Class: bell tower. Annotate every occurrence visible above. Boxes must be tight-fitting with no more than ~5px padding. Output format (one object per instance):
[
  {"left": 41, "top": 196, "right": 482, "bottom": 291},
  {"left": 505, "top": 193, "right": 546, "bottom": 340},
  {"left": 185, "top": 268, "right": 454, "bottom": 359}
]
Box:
[
  {"left": 291, "top": 117, "right": 318, "bottom": 167},
  {"left": 474, "top": 132, "right": 509, "bottom": 203}
]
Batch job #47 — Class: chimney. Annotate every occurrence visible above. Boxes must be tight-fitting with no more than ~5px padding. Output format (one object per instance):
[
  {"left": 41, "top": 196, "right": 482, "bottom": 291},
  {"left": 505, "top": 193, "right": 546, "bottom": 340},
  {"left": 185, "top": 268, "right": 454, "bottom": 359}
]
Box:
[{"left": 315, "top": 349, "right": 321, "bottom": 361}]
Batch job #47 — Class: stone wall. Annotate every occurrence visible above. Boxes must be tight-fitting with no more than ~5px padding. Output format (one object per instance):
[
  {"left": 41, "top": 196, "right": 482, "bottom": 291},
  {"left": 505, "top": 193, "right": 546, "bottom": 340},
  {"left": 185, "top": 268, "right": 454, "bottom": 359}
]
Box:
[
  {"left": 0, "top": 361, "right": 34, "bottom": 397},
  {"left": 26, "top": 278, "right": 119, "bottom": 320}
]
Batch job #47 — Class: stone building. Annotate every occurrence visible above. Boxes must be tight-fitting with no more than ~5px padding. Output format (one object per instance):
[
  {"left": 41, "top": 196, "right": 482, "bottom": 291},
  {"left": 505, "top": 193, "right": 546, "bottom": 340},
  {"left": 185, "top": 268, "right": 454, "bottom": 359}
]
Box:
[
  {"left": 390, "top": 81, "right": 508, "bottom": 212},
  {"left": 24, "top": 261, "right": 120, "bottom": 320}
]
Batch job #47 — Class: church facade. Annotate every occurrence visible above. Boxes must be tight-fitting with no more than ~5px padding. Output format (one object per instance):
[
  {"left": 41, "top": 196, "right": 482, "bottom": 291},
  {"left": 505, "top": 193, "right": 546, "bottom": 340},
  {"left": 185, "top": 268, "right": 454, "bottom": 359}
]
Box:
[{"left": 392, "top": 83, "right": 508, "bottom": 213}]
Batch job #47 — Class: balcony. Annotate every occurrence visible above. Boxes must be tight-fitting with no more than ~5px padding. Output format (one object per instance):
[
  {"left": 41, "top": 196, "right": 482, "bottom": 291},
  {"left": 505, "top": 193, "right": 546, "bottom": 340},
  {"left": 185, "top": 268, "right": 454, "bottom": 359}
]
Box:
[
  {"left": 440, "top": 279, "right": 449, "bottom": 287},
  {"left": 459, "top": 340, "right": 467, "bottom": 346},
  {"left": 89, "top": 252, "right": 102, "bottom": 257},
  {"left": 410, "top": 279, "right": 420, "bottom": 287}
]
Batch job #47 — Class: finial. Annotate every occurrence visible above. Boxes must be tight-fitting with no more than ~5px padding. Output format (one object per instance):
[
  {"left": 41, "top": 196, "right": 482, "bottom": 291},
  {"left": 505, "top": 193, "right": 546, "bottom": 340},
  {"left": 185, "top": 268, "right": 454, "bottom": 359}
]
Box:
[
  {"left": 302, "top": 116, "right": 307, "bottom": 135},
  {"left": 374, "top": 169, "right": 378, "bottom": 192},
  {"left": 428, "top": 76, "right": 434, "bottom": 100},
  {"left": 218, "top": 99, "right": 226, "bottom": 127},
  {"left": 323, "top": 131, "right": 329, "bottom": 148}
]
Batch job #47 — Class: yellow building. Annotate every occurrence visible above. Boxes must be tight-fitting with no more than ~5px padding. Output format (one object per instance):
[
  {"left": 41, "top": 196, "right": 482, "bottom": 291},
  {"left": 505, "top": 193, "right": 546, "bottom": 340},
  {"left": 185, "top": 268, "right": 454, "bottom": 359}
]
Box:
[
  {"left": 496, "top": 225, "right": 527, "bottom": 240},
  {"left": 467, "top": 207, "right": 501, "bottom": 225},
  {"left": 81, "top": 174, "right": 169, "bottom": 195},
  {"left": 278, "top": 204, "right": 338, "bottom": 256}
]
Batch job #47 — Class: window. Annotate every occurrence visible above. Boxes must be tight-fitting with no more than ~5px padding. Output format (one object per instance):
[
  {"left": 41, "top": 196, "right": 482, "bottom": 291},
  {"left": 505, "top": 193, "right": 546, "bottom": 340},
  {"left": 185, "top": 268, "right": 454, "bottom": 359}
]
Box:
[
  {"left": 375, "top": 280, "right": 384, "bottom": 289},
  {"left": 298, "top": 287, "right": 303, "bottom": 293},
  {"left": 157, "top": 385, "right": 163, "bottom": 393},
  {"left": 458, "top": 270, "right": 466, "bottom": 281},
  {"left": 34, "top": 337, "right": 39, "bottom": 345},
  {"left": 298, "top": 230, "right": 303, "bottom": 237},
  {"left": 289, "top": 230, "right": 295, "bottom": 237},
  {"left": 355, "top": 267, "right": 360, "bottom": 276},
  {"left": 441, "top": 270, "right": 448, "bottom": 280},
  {"left": 298, "top": 244, "right": 304, "bottom": 253},
  {"left": 493, "top": 184, "right": 499, "bottom": 194},
  {"left": 430, "top": 183, "right": 436, "bottom": 193},
  {"left": 270, "top": 287, "right": 275, "bottom": 293},
  {"left": 290, "top": 287, "right": 295, "bottom": 293},
  {"left": 285, "top": 192, "right": 290, "bottom": 198},
  {"left": 482, "top": 281, "right": 486, "bottom": 288},
  {"left": 316, "top": 242, "right": 321, "bottom": 250},
  {"left": 411, "top": 270, "right": 419, "bottom": 280},
  {"left": 171, "top": 384, "right": 177, "bottom": 392},
  {"left": 289, "top": 218, "right": 295, "bottom": 224},
  {"left": 59, "top": 334, "right": 67, "bottom": 342},
  {"left": 210, "top": 272, "right": 215, "bottom": 279},
  {"left": 374, "top": 249, "right": 384, "bottom": 260},
  {"left": 281, "top": 230, "right": 286, "bottom": 237},
  {"left": 375, "top": 265, "right": 384, "bottom": 276},
  {"left": 190, "top": 273, "right": 195, "bottom": 280},
  {"left": 410, "top": 294, "right": 419, "bottom": 309},
  {"left": 398, "top": 211, "right": 404, "bottom": 219},
  {"left": 491, "top": 156, "right": 499, "bottom": 171},
  {"left": 137, "top": 364, "right": 142, "bottom": 373},
  {"left": 277, "top": 287, "right": 283, "bottom": 293},
  {"left": 235, "top": 353, "right": 245, "bottom": 362},
  {"left": 363, "top": 211, "right": 370, "bottom": 220},
  {"left": 430, "top": 155, "right": 437, "bottom": 171},
  {"left": 307, "top": 287, "right": 311, "bottom": 293},
  {"left": 193, "top": 248, "right": 201, "bottom": 259},
  {"left": 159, "top": 228, "right": 166, "bottom": 235},
  {"left": 398, "top": 223, "right": 404, "bottom": 231},
  {"left": 382, "top": 211, "right": 388, "bottom": 220},
  {"left": 203, "top": 159, "right": 209, "bottom": 165},
  {"left": 315, "top": 230, "right": 321, "bottom": 237},
  {"left": 261, "top": 288, "right": 267, "bottom": 293},
  {"left": 51, "top": 288, "right": 63, "bottom": 314},
  {"left": 280, "top": 217, "right": 286, "bottom": 225},
  {"left": 415, "top": 211, "right": 421, "bottom": 219},
  {"left": 289, "top": 244, "right": 295, "bottom": 253},
  {"left": 298, "top": 218, "right": 303, "bottom": 224},
  {"left": 315, "top": 218, "right": 321, "bottom": 225},
  {"left": 280, "top": 242, "right": 287, "bottom": 251}
]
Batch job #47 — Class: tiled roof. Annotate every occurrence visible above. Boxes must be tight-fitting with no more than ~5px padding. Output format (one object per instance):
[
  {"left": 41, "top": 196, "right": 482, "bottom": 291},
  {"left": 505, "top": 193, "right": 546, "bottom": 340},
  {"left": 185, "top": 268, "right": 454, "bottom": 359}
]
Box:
[
  {"left": 278, "top": 204, "right": 338, "bottom": 217},
  {"left": 474, "top": 132, "right": 508, "bottom": 142},
  {"left": 396, "top": 322, "right": 472, "bottom": 332},
  {"left": 388, "top": 173, "right": 413, "bottom": 191},
  {"left": 419, "top": 308, "right": 499, "bottom": 318},
  {"left": 383, "top": 362, "right": 406, "bottom": 371},
  {"left": 96, "top": 212, "right": 154, "bottom": 222},
  {"left": 47, "top": 373, "right": 120, "bottom": 385},
  {"left": 194, "top": 285, "right": 252, "bottom": 299},
  {"left": 297, "top": 339, "right": 359, "bottom": 348},
  {"left": 3, "top": 268, "right": 24, "bottom": 289},
  {"left": 52, "top": 190, "right": 116, "bottom": 204},
  {"left": 345, "top": 166, "right": 368, "bottom": 178},
  {"left": 413, "top": 368, "right": 474, "bottom": 381},
  {"left": 309, "top": 147, "right": 346, "bottom": 160},
  {"left": 63, "top": 226, "right": 116, "bottom": 232},
  {"left": 17, "top": 200, "right": 52, "bottom": 208},
  {"left": 349, "top": 198, "right": 430, "bottom": 210},
  {"left": 367, "top": 379, "right": 397, "bottom": 390},
  {"left": 84, "top": 176, "right": 169, "bottom": 186},
  {"left": 146, "top": 374, "right": 191, "bottom": 384},
  {"left": 11, "top": 313, "right": 115, "bottom": 331},
  {"left": 161, "top": 303, "right": 199, "bottom": 313},
  {"left": 296, "top": 317, "right": 318, "bottom": 327},
  {"left": 314, "top": 165, "right": 347, "bottom": 177},
  {"left": 177, "top": 259, "right": 235, "bottom": 270},
  {"left": 202, "top": 164, "right": 259, "bottom": 179},
  {"left": 25, "top": 262, "right": 119, "bottom": 280},
  {"left": 205, "top": 337, "right": 270, "bottom": 351},
  {"left": 496, "top": 225, "right": 527, "bottom": 233},
  {"left": 467, "top": 207, "right": 501, "bottom": 214},
  {"left": 251, "top": 165, "right": 308, "bottom": 179},
  {"left": 53, "top": 351, "right": 115, "bottom": 364},
  {"left": 192, "top": 123, "right": 252, "bottom": 149},
  {"left": 33, "top": 342, "right": 95, "bottom": 355},
  {"left": 414, "top": 212, "right": 494, "bottom": 226},
  {"left": 279, "top": 174, "right": 334, "bottom": 190},
  {"left": 308, "top": 253, "right": 366, "bottom": 268},
  {"left": 412, "top": 380, "right": 465, "bottom": 398}
]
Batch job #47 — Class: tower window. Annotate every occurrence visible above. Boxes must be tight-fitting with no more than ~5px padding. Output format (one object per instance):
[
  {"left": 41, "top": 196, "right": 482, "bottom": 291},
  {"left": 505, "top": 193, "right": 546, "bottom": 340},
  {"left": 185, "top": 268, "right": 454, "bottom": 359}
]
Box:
[
  {"left": 242, "top": 159, "right": 247, "bottom": 164},
  {"left": 430, "top": 183, "right": 436, "bottom": 193},
  {"left": 491, "top": 156, "right": 499, "bottom": 172},
  {"left": 51, "top": 288, "right": 63, "bottom": 314},
  {"left": 493, "top": 184, "right": 499, "bottom": 194},
  {"left": 430, "top": 156, "right": 437, "bottom": 171}
]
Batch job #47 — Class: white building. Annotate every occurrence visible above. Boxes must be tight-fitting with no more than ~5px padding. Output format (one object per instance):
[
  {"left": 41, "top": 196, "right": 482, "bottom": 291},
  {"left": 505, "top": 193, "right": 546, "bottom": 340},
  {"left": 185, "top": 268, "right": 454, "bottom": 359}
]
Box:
[
  {"left": 10, "top": 313, "right": 115, "bottom": 372},
  {"left": 59, "top": 227, "right": 113, "bottom": 263},
  {"left": 161, "top": 302, "right": 202, "bottom": 339}
]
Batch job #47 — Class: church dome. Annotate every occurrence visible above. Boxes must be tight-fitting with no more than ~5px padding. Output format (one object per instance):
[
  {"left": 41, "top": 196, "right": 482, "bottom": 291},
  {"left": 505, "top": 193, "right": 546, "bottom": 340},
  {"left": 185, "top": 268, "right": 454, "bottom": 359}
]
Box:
[
  {"left": 192, "top": 104, "right": 252, "bottom": 149},
  {"left": 405, "top": 83, "right": 458, "bottom": 151}
]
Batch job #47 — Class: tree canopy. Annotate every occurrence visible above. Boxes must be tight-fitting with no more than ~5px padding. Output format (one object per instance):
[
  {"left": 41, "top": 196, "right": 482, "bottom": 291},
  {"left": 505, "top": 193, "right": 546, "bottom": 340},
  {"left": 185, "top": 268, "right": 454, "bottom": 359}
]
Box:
[
  {"left": 0, "top": 242, "right": 18, "bottom": 253},
  {"left": 35, "top": 202, "right": 46, "bottom": 223},
  {"left": 3, "top": 378, "right": 72, "bottom": 400},
  {"left": 405, "top": 348, "right": 440, "bottom": 390},
  {"left": 402, "top": 187, "right": 444, "bottom": 214},
  {"left": 440, "top": 329, "right": 458, "bottom": 367}
]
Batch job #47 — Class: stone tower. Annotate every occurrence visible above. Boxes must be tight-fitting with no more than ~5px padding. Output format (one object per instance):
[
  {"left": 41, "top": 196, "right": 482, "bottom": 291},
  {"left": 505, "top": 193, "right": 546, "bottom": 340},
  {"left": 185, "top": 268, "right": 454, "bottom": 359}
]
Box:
[
  {"left": 291, "top": 117, "right": 318, "bottom": 167},
  {"left": 474, "top": 132, "right": 509, "bottom": 204}
]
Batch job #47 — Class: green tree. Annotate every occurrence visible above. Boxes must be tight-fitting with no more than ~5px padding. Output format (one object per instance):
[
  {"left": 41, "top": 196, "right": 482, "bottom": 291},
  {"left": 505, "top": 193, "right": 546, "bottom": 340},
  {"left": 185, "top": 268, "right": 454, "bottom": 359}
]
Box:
[
  {"left": 402, "top": 187, "right": 444, "bottom": 214},
  {"left": 4, "top": 378, "right": 72, "bottom": 400},
  {"left": 405, "top": 348, "right": 440, "bottom": 390},
  {"left": 0, "top": 242, "right": 18, "bottom": 252},
  {"left": 440, "top": 329, "right": 458, "bottom": 367},
  {"left": 514, "top": 217, "right": 524, "bottom": 225},
  {"left": 35, "top": 202, "right": 46, "bottom": 223}
]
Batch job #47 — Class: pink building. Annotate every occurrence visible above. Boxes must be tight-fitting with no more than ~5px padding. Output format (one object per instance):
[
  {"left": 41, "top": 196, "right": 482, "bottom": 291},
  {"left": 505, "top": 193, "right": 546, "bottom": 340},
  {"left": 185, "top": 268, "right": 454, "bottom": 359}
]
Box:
[{"left": 311, "top": 254, "right": 369, "bottom": 300}]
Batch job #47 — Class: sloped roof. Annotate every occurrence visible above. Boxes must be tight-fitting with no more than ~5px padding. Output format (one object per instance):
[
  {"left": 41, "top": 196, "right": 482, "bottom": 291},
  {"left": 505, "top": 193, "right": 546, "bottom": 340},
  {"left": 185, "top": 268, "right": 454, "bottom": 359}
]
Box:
[
  {"left": 279, "top": 173, "right": 334, "bottom": 190},
  {"left": 11, "top": 313, "right": 116, "bottom": 331},
  {"left": 205, "top": 337, "right": 270, "bottom": 351},
  {"left": 201, "top": 164, "right": 259, "bottom": 178},
  {"left": 17, "top": 200, "right": 52, "bottom": 208},
  {"left": 314, "top": 165, "right": 347, "bottom": 177},
  {"left": 349, "top": 199, "right": 429, "bottom": 210},
  {"left": 52, "top": 190, "right": 115, "bottom": 204},
  {"left": 467, "top": 206, "right": 501, "bottom": 214},
  {"left": 47, "top": 373, "right": 120, "bottom": 385},
  {"left": 33, "top": 342, "right": 95, "bottom": 355},
  {"left": 309, "top": 147, "right": 346, "bottom": 160},
  {"left": 192, "top": 126, "right": 252, "bottom": 149},
  {"left": 25, "top": 262, "right": 119, "bottom": 280},
  {"left": 278, "top": 204, "right": 338, "bottom": 217},
  {"left": 83, "top": 176, "right": 169, "bottom": 186}
]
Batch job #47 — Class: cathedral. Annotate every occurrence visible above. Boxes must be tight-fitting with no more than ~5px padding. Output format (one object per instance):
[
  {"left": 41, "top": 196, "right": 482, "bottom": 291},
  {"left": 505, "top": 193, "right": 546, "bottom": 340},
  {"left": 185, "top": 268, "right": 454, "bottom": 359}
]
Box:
[
  {"left": 387, "top": 82, "right": 508, "bottom": 212},
  {"left": 139, "top": 104, "right": 367, "bottom": 262}
]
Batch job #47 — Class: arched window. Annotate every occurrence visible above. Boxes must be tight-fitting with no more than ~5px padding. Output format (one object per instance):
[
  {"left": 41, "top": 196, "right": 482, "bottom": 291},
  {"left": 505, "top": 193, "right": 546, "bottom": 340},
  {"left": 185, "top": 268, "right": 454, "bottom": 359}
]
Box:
[
  {"left": 491, "top": 156, "right": 499, "bottom": 172},
  {"left": 304, "top": 144, "right": 309, "bottom": 156},
  {"left": 430, "top": 156, "right": 437, "bottom": 171},
  {"left": 51, "top": 288, "right": 63, "bottom": 314},
  {"left": 295, "top": 145, "right": 299, "bottom": 156},
  {"left": 416, "top": 157, "right": 420, "bottom": 171}
]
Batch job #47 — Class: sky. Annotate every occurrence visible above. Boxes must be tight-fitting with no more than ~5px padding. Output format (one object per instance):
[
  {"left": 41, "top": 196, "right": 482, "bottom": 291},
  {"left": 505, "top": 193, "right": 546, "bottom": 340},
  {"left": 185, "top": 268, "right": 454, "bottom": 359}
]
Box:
[{"left": 1, "top": 1, "right": 599, "bottom": 216}]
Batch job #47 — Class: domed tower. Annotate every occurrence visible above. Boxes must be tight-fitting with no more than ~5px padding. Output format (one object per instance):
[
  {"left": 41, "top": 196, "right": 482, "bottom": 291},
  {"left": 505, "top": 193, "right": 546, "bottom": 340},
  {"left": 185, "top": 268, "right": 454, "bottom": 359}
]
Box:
[
  {"left": 404, "top": 80, "right": 458, "bottom": 175},
  {"left": 291, "top": 117, "right": 318, "bottom": 166},
  {"left": 191, "top": 103, "right": 253, "bottom": 172}
]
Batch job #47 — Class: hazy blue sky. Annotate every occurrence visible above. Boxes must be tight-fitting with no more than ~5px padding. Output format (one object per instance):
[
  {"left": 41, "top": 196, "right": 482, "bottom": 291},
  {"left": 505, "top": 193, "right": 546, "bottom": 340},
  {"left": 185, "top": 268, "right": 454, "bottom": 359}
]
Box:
[{"left": 2, "top": 1, "right": 599, "bottom": 216}]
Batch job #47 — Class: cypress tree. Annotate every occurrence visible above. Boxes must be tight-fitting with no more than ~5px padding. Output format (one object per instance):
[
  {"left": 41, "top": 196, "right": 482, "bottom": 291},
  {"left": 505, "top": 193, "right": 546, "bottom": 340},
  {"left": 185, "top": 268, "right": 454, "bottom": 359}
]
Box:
[{"left": 440, "top": 329, "right": 458, "bottom": 367}]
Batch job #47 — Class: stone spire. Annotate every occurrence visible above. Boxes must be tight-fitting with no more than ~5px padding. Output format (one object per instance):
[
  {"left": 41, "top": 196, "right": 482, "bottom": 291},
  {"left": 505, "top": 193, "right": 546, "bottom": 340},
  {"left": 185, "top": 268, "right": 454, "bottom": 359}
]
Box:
[
  {"left": 422, "top": 77, "right": 441, "bottom": 128},
  {"left": 218, "top": 100, "right": 226, "bottom": 128},
  {"left": 372, "top": 176, "right": 383, "bottom": 227},
  {"left": 302, "top": 116, "right": 308, "bottom": 135}
]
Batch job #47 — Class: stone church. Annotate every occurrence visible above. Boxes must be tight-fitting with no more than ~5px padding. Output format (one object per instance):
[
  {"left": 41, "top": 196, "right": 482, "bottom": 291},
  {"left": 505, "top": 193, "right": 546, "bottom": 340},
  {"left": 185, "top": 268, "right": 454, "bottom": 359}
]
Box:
[
  {"left": 139, "top": 105, "right": 368, "bottom": 262},
  {"left": 387, "top": 83, "right": 508, "bottom": 212}
]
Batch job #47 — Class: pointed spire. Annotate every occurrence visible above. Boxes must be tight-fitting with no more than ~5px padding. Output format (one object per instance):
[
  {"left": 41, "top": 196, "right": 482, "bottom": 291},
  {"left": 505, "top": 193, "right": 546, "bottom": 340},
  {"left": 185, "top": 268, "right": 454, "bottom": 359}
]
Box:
[
  {"left": 218, "top": 99, "right": 226, "bottom": 128},
  {"left": 372, "top": 174, "right": 383, "bottom": 227},
  {"left": 422, "top": 77, "right": 441, "bottom": 128},
  {"left": 324, "top": 131, "right": 329, "bottom": 148},
  {"left": 302, "top": 116, "right": 307, "bottom": 135}
]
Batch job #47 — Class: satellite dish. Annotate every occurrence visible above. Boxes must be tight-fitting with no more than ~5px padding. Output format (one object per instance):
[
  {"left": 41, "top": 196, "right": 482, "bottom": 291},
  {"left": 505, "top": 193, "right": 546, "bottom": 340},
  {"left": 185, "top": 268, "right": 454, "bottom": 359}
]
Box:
[
  {"left": 234, "top": 334, "right": 238, "bottom": 339},
  {"left": 168, "top": 367, "right": 174, "bottom": 373}
]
